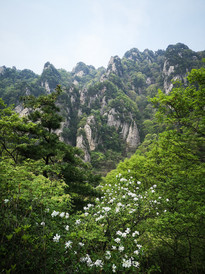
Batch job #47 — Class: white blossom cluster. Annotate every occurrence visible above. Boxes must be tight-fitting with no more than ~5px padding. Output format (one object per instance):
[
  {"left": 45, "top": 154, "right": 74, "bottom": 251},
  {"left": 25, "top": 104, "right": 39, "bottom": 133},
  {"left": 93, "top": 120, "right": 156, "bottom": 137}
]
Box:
[
  {"left": 50, "top": 171, "right": 170, "bottom": 272},
  {"left": 51, "top": 210, "right": 69, "bottom": 218}
]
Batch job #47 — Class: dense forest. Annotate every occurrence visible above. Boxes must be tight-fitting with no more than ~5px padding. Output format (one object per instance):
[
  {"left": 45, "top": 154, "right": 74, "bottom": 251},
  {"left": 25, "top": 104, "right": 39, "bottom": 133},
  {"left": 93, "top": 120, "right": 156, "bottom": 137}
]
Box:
[{"left": 0, "top": 44, "right": 205, "bottom": 273}]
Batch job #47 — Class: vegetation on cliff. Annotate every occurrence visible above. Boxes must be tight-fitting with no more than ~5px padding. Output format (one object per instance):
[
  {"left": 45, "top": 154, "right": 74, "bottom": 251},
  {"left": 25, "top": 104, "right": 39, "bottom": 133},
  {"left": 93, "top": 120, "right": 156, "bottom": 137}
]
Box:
[{"left": 0, "top": 64, "right": 204, "bottom": 272}]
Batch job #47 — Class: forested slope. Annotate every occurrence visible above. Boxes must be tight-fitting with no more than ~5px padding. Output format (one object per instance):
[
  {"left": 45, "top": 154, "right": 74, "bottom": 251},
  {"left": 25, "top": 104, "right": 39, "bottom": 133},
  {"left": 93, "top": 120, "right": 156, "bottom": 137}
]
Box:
[
  {"left": 1, "top": 65, "right": 204, "bottom": 273},
  {"left": 0, "top": 43, "right": 205, "bottom": 273},
  {"left": 1, "top": 43, "right": 205, "bottom": 174}
]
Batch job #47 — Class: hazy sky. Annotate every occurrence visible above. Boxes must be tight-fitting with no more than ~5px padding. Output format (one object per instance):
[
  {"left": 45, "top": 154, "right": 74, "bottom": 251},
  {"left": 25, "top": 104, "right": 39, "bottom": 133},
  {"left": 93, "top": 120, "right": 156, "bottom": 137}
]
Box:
[{"left": 0, "top": 0, "right": 204, "bottom": 74}]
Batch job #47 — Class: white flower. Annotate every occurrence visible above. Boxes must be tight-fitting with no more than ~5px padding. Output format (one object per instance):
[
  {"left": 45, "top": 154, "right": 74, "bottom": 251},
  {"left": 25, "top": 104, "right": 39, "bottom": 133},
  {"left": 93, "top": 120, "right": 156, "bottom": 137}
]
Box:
[
  {"left": 115, "top": 207, "right": 120, "bottom": 213},
  {"left": 53, "top": 234, "right": 60, "bottom": 242},
  {"left": 51, "top": 210, "right": 59, "bottom": 217},
  {"left": 120, "top": 178, "right": 127, "bottom": 182},
  {"left": 87, "top": 203, "right": 94, "bottom": 208},
  {"left": 80, "top": 255, "right": 90, "bottom": 263},
  {"left": 125, "top": 228, "right": 130, "bottom": 234},
  {"left": 122, "top": 258, "right": 132, "bottom": 268},
  {"left": 59, "top": 212, "right": 65, "bottom": 218},
  {"left": 75, "top": 219, "right": 81, "bottom": 225},
  {"left": 137, "top": 181, "right": 141, "bottom": 185},
  {"left": 4, "top": 199, "right": 9, "bottom": 204},
  {"left": 133, "top": 261, "right": 140, "bottom": 267},
  {"left": 40, "top": 222, "right": 45, "bottom": 226},
  {"left": 133, "top": 231, "right": 139, "bottom": 236},
  {"left": 114, "top": 238, "right": 121, "bottom": 243},
  {"left": 94, "top": 259, "right": 103, "bottom": 267},
  {"left": 112, "top": 264, "right": 117, "bottom": 272},
  {"left": 118, "top": 245, "right": 124, "bottom": 252},
  {"left": 84, "top": 212, "right": 89, "bottom": 216},
  {"left": 86, "top": 255, "right": 93, "bottom": 267},
  {"left": 65, "top": 213, "right": 69, "bottom": 219},
  {"left": 78, "top": 242, "right": 84, "bottom": 247},
  {"left": 86, "top": 260, "right": 93, "bottom": 267},
  {"left": 105, "top": 250, "right": 111, "bottom": 259},
  {"left": 166, "top": 198, "right": 169, "bottom": 202},
  {"left": 112, "top": 245, "right": 117, "bottom": 250},
  {"left": 116, "top": 231, "right": 122, "bottom": 236},
  {"left": 96, "top": 215, "right": 104, "bottom": 221},
  {"left": 121, "top": 233, "right": 127, "bottom": 238},
  {"left": 65, "top": 240, "right": 72, "bottom": 249},
  {"left": 102, "top": 207, "right": 111, "bottom": 212},
  {"left": 134, "top": 250, "right": 139, "bottom": 255},
  {"left": 65, "top": 225, "right": 69, "bottom": 231}
]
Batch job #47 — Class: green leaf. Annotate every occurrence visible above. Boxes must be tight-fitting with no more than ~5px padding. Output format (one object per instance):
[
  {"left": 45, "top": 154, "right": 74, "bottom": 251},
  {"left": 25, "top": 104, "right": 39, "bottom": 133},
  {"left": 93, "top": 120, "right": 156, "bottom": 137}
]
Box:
[{"left": 6, "top": 234, "right": 13, "bottom": 241}]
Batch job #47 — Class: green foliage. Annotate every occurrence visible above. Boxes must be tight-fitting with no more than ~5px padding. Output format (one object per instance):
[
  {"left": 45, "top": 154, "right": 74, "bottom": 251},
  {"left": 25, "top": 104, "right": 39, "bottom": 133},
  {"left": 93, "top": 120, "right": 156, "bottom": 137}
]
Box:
[
  {"left": 152, "top": 67, "right": 205, "bottom": 162},
  {"left": 71, "top": 62, "right": 105, "bottom": 88},
  {"left": 1, "top": 50, "right": 205, "bottom": 272},
  {"left": 105, "top": 67, "right": 205, "bottom": 272},
  {"left": 0, "top": 99, "right": 37, "bottom": 163},
  {"left": 40, "top": 62, "right": 61, "bottom": 90},
  {"left": 165, "top": 43, "right": 204, "bottom": 74},
  {"left": 100, "top": 125, "right": 122, "bottom": 151},
  {"left": 0, "top": 158, "right": 71, "bottom": 273},
  {"left": 0, "top": 67, "right": 43, "bottom": 105},
  {"left": 108, "top": 90, "right": 140, "bottom": 122},
  {"left": 1, "top": 44, "right": 205, "bottom": 177},
  {"left": 1, "top": 90, "right": 100, "bottom": 210},
  {"left": 58, "top": 68, "right": 72, "bottom": 87},
  {"left": 131, "top": 72, "right": 146, "bottom": 89}
]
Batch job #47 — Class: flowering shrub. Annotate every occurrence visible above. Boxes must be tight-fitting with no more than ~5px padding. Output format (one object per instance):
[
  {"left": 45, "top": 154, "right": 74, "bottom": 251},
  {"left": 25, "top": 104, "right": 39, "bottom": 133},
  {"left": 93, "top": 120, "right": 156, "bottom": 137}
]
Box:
[
  {"left": 0, "top": 159, "right": 170, "bottom": 273},
  {"left": 45, "top": 172, "right": 169, "bottom": 273}
]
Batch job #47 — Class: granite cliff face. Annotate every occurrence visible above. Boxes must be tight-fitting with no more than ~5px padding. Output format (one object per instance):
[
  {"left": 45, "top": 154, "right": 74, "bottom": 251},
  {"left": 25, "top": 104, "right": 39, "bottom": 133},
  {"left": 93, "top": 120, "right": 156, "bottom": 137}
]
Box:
[
  {"left": 60, "top": 73, "right": 141, "bottom": 168},
  {"left": 1, "top": 43, "right": 205, "bottom": 173}
]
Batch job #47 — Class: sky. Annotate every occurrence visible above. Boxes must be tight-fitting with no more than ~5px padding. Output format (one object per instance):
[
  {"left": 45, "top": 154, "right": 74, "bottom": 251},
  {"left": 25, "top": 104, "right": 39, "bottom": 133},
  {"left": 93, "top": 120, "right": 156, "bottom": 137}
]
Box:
[{"left": 0, "top": 0, "right": 205, "bottom": 74}]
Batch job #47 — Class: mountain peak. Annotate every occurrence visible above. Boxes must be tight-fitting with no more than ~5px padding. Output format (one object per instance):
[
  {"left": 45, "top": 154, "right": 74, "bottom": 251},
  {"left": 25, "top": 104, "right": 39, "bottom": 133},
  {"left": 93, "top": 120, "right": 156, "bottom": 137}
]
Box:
[{"left": 107, "top": 56, "right": 123, "bottom": 77}]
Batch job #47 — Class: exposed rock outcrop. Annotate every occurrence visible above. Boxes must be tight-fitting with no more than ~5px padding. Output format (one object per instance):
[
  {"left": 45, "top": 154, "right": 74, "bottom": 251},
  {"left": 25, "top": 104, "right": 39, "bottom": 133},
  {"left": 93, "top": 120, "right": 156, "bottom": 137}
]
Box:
[
  {"left": 76, "top": 134, "right": 91, "bottom": 162},
  {"left": 106, "top": 56, "right": 124, "bottom": 77},
  {"left": 76, "top": 115, "right": 98, "bottom": 161},
  {"left": 126, "top": 122, "right": 140, "bottom": 149},
  {"left": 2, "top": 43, "right": 204, "bottom": 174}
]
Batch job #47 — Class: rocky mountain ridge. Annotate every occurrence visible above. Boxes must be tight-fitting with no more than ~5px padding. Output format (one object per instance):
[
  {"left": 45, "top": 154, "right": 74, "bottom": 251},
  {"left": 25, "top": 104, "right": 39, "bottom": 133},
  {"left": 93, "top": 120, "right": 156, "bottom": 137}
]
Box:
[{"left": 1, "top": 43, "right": 205, "bottom": 174}]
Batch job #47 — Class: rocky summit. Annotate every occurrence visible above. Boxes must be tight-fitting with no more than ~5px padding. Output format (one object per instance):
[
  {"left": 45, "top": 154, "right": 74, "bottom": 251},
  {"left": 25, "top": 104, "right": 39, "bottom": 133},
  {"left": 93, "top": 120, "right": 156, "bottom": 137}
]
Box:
[{"left": 0, "top": 43, "right": 205, "bottom": 174}]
